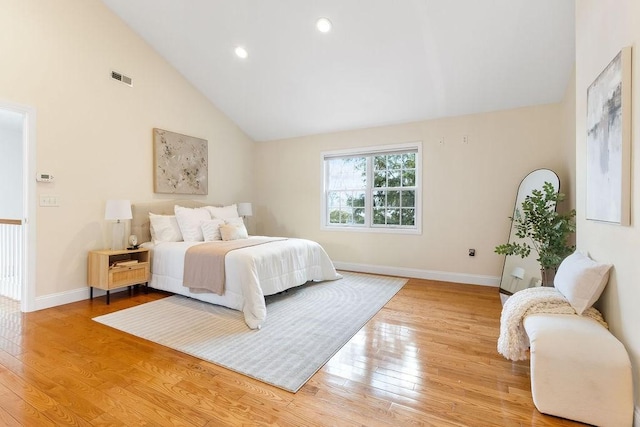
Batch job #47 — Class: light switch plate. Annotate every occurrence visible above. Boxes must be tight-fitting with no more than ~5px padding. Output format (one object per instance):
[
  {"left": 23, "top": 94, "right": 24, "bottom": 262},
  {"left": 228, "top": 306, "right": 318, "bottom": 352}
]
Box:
[{"left": 39, "top": 195, "right": 59, "bottom": 207}]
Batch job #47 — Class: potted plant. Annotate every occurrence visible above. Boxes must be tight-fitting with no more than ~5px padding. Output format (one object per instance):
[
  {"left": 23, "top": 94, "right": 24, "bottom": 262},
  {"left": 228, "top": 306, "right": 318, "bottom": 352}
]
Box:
[{"left": 495, "top": 181, "right": 576, "bottom": 286}]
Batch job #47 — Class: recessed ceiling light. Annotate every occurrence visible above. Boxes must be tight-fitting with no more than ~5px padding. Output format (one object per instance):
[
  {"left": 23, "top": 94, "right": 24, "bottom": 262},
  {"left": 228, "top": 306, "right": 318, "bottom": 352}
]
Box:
[
  {"left": 316, "top": 17, "right": 332, "bottom": 33},
  {"left": 235, "top": 46, "right": 248, "bottom": 59}
]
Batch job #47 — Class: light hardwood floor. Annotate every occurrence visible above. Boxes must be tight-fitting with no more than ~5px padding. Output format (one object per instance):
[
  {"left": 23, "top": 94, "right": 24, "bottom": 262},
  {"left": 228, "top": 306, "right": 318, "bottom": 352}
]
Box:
[{"left": 0, "top": 278, "right": 586, "bottom": 426}]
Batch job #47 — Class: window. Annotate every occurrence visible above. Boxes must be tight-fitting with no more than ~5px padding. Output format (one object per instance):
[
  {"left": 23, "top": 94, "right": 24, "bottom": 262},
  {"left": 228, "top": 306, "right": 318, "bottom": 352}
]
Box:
[{"left": 322, "top": 142, "right": 421, "bottom": 233}]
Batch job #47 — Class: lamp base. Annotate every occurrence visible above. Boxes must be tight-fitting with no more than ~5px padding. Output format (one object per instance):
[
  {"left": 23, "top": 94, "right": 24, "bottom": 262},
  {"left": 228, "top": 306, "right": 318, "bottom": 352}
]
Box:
[{"left": 111, "top": 221, "right": 125, "bottom": 250}]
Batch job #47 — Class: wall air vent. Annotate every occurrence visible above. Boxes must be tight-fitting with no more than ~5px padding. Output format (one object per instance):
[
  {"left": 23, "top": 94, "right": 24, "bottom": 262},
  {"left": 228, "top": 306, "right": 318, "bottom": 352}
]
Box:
[{"left": 111, "top": 70, "right": 133, "bottom": 87}]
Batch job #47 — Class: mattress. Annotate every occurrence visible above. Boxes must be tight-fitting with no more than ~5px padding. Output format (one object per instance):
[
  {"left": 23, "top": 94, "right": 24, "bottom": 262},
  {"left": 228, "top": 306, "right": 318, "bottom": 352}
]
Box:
[{"left": 142, "top": 237, "right": 341, "bottom": 329}]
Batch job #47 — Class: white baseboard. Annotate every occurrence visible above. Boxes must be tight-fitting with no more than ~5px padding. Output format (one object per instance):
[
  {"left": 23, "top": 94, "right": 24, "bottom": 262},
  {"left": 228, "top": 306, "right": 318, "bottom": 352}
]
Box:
[
  {"left": 332, "top": 261, "right": 500, "bottom": 287},
  {"left": 33, "top": 286, "right": 128, "bottom": 311},
  {"left": 31, "top": 264, "right": 498, "bottom": 311},
  {"left": 634, "top": 405, "right": 639, "bottom": 427}
]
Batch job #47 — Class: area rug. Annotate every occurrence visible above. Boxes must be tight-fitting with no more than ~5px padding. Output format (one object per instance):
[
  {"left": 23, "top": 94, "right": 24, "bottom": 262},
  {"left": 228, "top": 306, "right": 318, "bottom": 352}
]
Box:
[{"left": 93, "top": 271, "right": 407, "bottom": 392}]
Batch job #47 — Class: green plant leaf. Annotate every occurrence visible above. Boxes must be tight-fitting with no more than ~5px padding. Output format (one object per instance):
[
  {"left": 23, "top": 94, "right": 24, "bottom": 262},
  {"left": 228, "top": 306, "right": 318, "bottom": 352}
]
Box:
[{"left": 494, "top": 181, "right": 576, "bottom": 270}]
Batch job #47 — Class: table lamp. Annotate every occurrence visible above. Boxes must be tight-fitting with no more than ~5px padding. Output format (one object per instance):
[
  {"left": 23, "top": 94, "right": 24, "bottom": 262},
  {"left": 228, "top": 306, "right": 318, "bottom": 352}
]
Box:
[
  {"left": 105, "top": 199, "right": 132, "bottom": 250},
  {"left": 237, "top": 202, "right": 253, "bottom": 218}
]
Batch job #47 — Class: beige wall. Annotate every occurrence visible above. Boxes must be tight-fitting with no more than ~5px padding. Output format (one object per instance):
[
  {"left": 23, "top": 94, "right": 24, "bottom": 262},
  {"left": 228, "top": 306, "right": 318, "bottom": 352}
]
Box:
[
  {"left": 0, "top": 0, "right": 255, "bottom": 301},
  {"left": 254, "top": 104, "right": 570, "bottom": 283},
  {"left": 560, "top": 67, "right": 577, "bottom": 215},
  {"left": 576, "top": 0, "right": 640, "bottom": 408}
]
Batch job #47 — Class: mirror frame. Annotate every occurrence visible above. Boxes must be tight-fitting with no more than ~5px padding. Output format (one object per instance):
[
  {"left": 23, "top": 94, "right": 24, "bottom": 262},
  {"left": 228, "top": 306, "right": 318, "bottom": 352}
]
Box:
[{"left": 499, "top": 169, "right": 560, "bottom": 296}]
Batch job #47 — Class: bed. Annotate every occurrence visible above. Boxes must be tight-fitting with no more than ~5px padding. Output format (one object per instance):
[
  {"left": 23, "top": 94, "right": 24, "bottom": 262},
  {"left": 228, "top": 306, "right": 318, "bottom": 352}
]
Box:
[{"left": 131, "top": 200, "right": 341, "bottom": 329}]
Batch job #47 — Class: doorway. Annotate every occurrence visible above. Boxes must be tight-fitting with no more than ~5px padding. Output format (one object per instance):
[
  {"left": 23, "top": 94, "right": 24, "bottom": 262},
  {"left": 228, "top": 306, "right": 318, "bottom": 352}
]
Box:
[{"left": 0, "top": 102, "right": 36, "bottom": 312}]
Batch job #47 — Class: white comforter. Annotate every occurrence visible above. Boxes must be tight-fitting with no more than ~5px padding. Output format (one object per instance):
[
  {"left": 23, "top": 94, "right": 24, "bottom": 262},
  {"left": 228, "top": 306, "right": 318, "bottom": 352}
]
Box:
[{"left": 143, "top": 237, "right": 341, "bottom": 329}]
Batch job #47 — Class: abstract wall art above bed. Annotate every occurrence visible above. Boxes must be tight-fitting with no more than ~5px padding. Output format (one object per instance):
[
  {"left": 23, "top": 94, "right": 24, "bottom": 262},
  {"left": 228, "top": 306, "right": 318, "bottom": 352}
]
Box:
[{"left": 153, "top": 128, "right": 208, "bottom": 195}]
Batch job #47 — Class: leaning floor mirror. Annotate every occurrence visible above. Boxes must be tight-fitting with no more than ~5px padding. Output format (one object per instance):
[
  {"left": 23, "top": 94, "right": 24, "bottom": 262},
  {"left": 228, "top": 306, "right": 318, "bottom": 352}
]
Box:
[{"left": 499, "top": 169, "right": 560, "bottom": 301}]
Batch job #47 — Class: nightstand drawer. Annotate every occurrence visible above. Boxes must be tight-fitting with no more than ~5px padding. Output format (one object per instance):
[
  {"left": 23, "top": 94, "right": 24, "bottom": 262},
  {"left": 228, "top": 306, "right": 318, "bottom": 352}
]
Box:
[{"left": 108, "top": 263, "right": 149, "bottom": 288}]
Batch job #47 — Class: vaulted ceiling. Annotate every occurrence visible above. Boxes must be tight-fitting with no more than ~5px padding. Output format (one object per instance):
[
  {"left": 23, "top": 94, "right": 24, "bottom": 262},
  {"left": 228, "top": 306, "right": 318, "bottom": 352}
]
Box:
[{"left": 100, "top": 0, "right": 575, "bottom": 142}]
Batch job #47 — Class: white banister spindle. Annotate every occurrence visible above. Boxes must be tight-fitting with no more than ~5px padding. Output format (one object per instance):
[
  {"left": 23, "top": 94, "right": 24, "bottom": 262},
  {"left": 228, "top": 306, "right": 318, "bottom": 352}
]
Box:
[{"left": 0, "top": 222, "right": 22, "bottom": 301}]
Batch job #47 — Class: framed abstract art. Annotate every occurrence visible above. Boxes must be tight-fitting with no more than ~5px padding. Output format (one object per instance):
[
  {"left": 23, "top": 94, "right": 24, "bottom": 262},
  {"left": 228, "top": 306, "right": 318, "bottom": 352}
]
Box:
[
  {"left": 586, "top": 47, "right": 632, "bottom": 225},
  {"left": 153, "top": 128, "right": 208, "bottom": 195}
]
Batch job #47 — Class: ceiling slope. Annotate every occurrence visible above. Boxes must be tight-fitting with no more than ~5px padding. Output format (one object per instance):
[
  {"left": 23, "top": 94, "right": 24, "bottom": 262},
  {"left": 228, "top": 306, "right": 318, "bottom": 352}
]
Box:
[{"left": 100, "top": 0, "right": 575, "bottom": 142}]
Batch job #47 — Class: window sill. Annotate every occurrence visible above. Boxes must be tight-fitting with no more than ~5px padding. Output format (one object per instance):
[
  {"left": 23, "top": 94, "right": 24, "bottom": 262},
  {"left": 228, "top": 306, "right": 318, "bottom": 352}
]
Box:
[{"left": 320, "top": 225, "right": 422, "bottom": 235}]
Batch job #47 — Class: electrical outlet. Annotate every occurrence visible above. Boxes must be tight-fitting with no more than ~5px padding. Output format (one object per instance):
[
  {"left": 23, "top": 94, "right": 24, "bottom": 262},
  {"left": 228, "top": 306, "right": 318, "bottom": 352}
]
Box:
[
  {"left": 439, "top": 137, "right": 444, "bottom": 145},
  {"left": 468, "top": 248, "right": 476, "bottom": 257},
  {"left": 462, "top": 135, "right": 469, "bottom": 144}
]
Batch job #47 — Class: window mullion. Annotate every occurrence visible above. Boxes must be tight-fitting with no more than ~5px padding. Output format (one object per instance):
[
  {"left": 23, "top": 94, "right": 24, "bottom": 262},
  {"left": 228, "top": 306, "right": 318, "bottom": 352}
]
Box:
[
  {"left": 365, "top": 156, "right": 373, "bottom": 227},
  {"left": 324, "top": 161, "right": 332, "bottom": 226}
]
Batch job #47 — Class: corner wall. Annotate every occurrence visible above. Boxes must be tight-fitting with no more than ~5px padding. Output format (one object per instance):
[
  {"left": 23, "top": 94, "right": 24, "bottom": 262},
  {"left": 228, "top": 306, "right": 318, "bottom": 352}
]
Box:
[
  {"left": 560, "top": 67, "right": 577, "bottom": 214},
  {"left": 576, "top": 0, "right": 640, "bottom": 410},
  {"left": 0, "top": 0, "right": 255, "bottom": 301}
]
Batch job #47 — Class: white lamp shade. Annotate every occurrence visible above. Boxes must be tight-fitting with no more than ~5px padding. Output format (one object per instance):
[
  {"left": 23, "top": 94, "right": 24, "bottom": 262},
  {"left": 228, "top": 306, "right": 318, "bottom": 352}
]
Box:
[
  {"left": 105, "top": 199, "right": 132, "bottom": 221},
  {"left": 511, "top": 267, "right": 526, "bottom": 280},
  {"left": 237, "top": 202, "right": 253, "bottom": 217}
]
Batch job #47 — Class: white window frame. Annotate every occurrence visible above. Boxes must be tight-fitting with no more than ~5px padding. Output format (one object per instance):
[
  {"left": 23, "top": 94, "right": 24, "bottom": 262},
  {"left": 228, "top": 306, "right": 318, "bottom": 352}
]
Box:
[{"left": 320, "top": 141, "right": 422, "bottom": 234}]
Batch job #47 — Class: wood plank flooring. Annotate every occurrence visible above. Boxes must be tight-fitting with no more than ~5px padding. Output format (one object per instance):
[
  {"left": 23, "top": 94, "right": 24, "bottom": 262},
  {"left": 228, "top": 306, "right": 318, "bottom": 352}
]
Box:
[{"left": 0, "top": 278, "right": 587, "bottom": 426}]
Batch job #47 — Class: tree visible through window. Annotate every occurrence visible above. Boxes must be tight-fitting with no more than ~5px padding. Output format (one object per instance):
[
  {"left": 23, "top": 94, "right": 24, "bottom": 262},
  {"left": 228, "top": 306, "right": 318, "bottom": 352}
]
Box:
[
  {"left": 373, "top": 153, "right": 416, "bottom": 226},
  {"left": 323, "top": 144, "right": 420, "bottom": 231}
]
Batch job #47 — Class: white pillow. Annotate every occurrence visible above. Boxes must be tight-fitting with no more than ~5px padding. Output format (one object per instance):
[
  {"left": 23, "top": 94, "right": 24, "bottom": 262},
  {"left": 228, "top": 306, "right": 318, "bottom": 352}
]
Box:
[
  {"left": 225, "top": 217, "right": 245, "bottom": 226},
  {"left": 219, "top": 223, "right": 249, "bottom": 241},
  {"left": 206, "top": 204, "right": 239, "bottom": 220},
  {"left": 554, "top": 251, "right": 612, "bottom": 314},
  {"left": 174, "top": 205, "right": 211, "bottom": 242},
  {"left": 201, "top": 219, "right": 225, "bottom": 241},
  {"left": 149, "top": 213, "right": 183, "bottom": 244}
]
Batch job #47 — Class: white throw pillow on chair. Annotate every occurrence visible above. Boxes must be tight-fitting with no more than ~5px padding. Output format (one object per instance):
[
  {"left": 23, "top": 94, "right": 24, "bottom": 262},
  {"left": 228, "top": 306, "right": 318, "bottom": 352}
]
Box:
[{"left": 554, "top": 251, "right": 612, "bottom": 314}]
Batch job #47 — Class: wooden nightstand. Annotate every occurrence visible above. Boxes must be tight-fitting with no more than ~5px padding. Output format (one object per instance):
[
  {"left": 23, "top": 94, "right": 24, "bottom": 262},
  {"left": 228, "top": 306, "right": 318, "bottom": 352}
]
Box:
[{"left": 87, "top": 248, "right": 150, "bottom": 304}]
